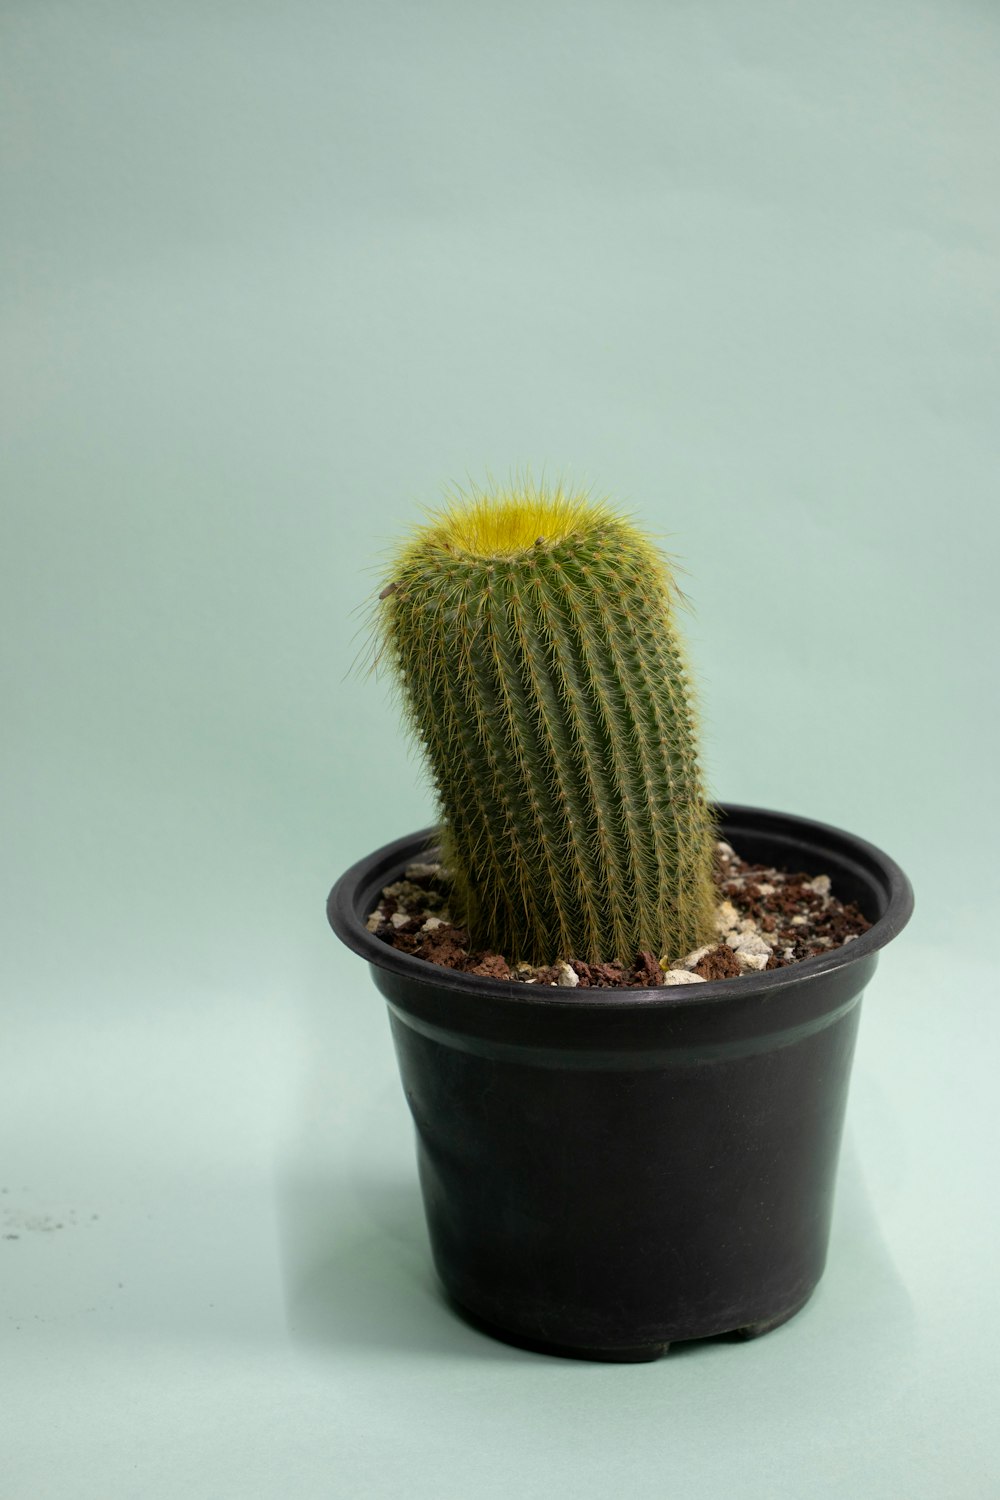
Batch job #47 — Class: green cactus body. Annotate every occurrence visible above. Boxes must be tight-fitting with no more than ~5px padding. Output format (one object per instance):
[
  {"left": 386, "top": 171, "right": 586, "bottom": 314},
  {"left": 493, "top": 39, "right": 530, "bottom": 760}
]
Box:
[{"left": 377, "top": 484, "right": 717, "bottom": 967}]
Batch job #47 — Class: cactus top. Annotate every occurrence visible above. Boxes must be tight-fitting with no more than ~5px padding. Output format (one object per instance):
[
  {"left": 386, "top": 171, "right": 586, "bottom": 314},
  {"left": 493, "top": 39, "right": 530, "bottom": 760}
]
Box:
[
  {"left": 399, "top": 485, "right": 619, "bottom": 561},
  {"left": 377, "top": 482, "right": 717, "bottom": 967}
]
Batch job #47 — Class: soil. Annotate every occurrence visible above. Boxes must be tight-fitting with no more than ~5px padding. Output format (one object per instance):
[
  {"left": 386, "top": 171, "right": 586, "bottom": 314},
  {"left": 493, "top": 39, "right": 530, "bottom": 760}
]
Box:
[{"left": 366, "top": 841, "right": 872, "bottom": 989}]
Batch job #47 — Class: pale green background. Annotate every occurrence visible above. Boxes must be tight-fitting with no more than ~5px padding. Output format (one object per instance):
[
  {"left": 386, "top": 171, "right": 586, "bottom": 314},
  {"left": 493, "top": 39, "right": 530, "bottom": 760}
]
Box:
[{"left": 2, "top": 2, "right": 998, "bottom": 1495}]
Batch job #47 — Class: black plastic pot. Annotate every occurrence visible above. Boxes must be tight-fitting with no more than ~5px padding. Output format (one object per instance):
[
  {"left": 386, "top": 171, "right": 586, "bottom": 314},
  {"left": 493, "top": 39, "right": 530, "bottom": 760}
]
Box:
[{"left": 328, "top": 804, "right": 913, "bottom": 1361}]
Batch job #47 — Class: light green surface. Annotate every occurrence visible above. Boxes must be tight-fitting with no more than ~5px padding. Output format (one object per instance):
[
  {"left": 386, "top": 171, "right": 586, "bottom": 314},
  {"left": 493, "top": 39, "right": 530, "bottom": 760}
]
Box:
[{"left": 2, "top": 3, "right": 998, "bottom": 1495}]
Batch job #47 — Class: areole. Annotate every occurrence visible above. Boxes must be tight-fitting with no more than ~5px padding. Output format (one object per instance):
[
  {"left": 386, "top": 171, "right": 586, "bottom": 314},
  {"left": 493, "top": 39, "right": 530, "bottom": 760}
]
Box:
[{"left": 328, "top": 803, "right": 914, "bottom": 1361}]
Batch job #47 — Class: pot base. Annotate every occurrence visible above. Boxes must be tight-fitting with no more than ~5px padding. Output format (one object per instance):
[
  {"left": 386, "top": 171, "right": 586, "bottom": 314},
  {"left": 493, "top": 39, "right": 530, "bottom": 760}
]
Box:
[{"left": 448, "top": 1291, "right": 813, "bottom": 1363}]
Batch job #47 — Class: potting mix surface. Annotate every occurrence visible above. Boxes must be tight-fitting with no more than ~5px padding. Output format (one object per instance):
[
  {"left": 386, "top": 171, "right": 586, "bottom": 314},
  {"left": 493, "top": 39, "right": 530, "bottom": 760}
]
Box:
[{"left": 366, "top": 841, "right": 871, "bottom": 988}]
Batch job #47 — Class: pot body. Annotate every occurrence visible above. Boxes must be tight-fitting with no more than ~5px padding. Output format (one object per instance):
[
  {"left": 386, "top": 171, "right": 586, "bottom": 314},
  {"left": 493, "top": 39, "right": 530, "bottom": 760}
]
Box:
[
  {"left": 387, "top": 983, "right": 861, "bottom": 1357},
  {"left": 329, "top": 805, "right": 913, "bottom": 1359}
]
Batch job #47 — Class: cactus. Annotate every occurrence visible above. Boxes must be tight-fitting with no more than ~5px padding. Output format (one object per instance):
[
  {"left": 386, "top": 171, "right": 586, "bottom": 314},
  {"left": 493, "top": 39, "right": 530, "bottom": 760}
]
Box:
[{"left": 375, "top": 481, "right": 717, "bottom": 967}]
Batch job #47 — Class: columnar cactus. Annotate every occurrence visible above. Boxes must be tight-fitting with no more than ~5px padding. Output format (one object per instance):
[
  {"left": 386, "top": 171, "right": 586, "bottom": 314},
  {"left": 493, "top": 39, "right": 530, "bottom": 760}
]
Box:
[{"left": 375, "top": 482, "right": 717, "bottom": 967}]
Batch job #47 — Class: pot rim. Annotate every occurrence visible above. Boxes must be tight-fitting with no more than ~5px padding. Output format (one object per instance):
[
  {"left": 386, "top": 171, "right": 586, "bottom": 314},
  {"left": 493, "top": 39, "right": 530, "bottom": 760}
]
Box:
[{"left": 327, "top": 802, "right": 914, "bottom": 1016}]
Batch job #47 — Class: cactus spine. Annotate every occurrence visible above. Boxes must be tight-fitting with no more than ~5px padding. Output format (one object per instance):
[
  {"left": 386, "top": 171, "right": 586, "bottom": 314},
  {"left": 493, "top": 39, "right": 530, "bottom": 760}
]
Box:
[{"left": 376, "top": 483, "right": 717, "bottom": 966}]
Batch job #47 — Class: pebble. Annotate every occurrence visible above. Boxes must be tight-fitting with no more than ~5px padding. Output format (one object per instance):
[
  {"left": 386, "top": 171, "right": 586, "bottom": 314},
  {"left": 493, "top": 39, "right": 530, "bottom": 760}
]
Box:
[
  {"left": 714, "top": 901, "right": 741, "bottom": 934},
  {"left": 737, "top": 951, "right": 770, "bottom": 972},
  {"left": 555, "top": 961, "right": 579, "bottom": 988},
  {"left": 726, "top": 931, "right": 772, "bottom": 973},
  {"left": 662, "top": 969, "right": 707, "bottom": 986},
  {"left": 727, "top": 932, "right": 771, "bottom": 957}
]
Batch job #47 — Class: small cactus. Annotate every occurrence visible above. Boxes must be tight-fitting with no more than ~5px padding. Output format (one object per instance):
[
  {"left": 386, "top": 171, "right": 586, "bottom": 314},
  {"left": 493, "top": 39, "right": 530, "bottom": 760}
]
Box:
[{"left": 375, "top": 481, "right": 717, "bottom": 966}]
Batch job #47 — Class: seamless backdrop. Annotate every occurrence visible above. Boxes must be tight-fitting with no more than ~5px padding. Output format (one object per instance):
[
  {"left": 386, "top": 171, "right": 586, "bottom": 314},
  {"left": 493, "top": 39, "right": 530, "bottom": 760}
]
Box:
[{"left": 2, "top": 3, "right": 998, "bottom": 1497}]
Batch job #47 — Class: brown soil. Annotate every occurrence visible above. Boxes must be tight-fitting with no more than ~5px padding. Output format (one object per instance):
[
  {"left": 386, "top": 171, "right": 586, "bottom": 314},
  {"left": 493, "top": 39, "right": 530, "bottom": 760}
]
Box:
[
  {"left": 693, "top": 945, "right": 744, "bottom": 981},
  {"left": 368, "top": 845, "right": 872, "bottom": 989}
]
